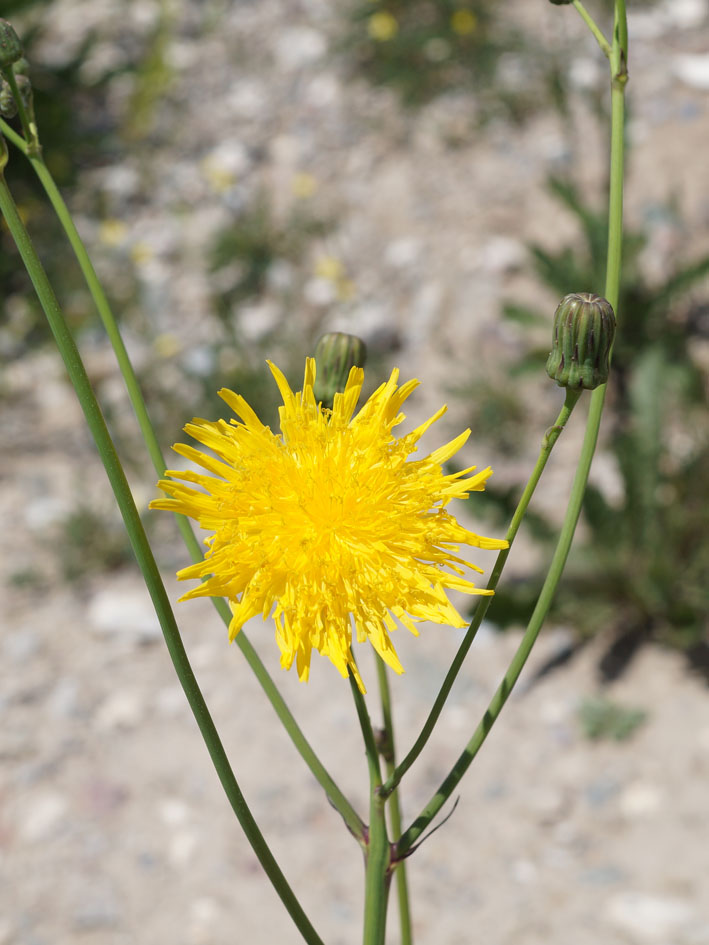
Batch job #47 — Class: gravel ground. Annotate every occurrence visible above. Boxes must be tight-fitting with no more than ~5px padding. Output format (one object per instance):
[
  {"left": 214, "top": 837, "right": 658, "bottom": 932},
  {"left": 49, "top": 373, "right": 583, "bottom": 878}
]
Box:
[{"left": 2, "top": 1, "right": 709, "bottom": 943}]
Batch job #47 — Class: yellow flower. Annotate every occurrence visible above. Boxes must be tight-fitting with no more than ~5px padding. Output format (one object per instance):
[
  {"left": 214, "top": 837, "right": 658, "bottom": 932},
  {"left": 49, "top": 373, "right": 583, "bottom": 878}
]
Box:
[
  {"left": 291, "top": 172, "right": 318, "bottom": 199},
  {"left": 367, "top": 11, "right": 399, "bottom": 42},
  {"left": 451, "top": 9, "right": 477, "bottom": 36},
  {"left": 151, "top": 360, "right": 507, "bottom": 691},
  {"left": 314, "top": 254, "right": 345, "bottom": 282},
  {"left": 99, "top": 219, "right": 128, "bottom": 247}
]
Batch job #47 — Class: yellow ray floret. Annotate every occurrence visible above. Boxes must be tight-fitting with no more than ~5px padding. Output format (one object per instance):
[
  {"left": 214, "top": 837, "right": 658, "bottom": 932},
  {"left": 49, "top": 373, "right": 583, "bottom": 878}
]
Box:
[{"left": 150, "top": 359, "right": 507, "bottom": 692}]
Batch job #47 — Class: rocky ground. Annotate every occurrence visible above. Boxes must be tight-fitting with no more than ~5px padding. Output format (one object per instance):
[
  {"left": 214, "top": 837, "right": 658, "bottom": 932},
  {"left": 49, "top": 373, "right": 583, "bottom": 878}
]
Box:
[{"left": 2, "top": 0, "right": 709, "bottom": 943}]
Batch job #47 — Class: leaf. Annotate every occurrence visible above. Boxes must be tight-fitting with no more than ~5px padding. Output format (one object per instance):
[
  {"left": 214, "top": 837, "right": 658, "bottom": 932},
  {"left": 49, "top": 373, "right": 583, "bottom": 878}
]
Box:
[
  {"left": 649, "top": 256, "right": 709, "bottom": 311},
  {"left": 502, "top": 303, "right": 546, "bottom": 326},
  {"left": 582, "top": 484, "right": 619, "bottom": 543}
]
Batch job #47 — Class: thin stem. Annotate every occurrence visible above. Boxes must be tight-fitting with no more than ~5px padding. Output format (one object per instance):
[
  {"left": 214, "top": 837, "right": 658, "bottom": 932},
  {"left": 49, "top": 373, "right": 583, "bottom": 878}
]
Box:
[
  {"left": 350, "top": 674, "right": 390, "bottom": 945},
  {"left": 608, "top": 0, "right": 628, "bottom": 313},
  {"left": 398, "top": 0, "right": 628, "bottom": 857},
  {"left": 381, "top": 389, "right": 581, "bottom": 799},
  {"left": 375, "top": 657, "right": 412, "bottom": 945},
  {"left": 0, "top": 173, "right": 325, "bottom": 945},
  {"left": 572, "top": 1, "right": 612, "bottom": 59},
  {"left": 350, "top": 674, "right": 382, "bottom": 790},
  {"left": 0, "top": 117, "right": 363, "bottom": 843}
]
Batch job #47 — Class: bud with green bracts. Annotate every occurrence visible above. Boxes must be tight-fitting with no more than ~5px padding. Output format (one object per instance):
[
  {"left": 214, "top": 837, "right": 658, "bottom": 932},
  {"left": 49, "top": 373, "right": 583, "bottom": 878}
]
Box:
[
  {"left": 0, "top": 20, "right": 23, "bottom": 69},
  {"left": 0, "top": 79, "right": 16, "bottom": 118},
  {"left": 313, "top": 332, "right": 367, "bottom": 409},
  {"left": 546, "top": 292, "right": 616, "bottom": 391}
]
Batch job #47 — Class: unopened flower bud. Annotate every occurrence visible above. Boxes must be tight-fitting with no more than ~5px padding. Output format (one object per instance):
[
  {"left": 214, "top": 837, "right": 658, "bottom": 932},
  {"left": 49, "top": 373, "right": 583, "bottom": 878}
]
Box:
[
  {"left": 313, "top": 332, "right": 367, "bottom": 408},
  {"left": 0, "top": 20, "right": 23, "bottom": 69},
  {"left": 0, "top": 79, "right": 16, "bottom": 118},
  {"left": 13, "top": 57, "right": 29, "bottom": 76},
  {"left": 546, "top": 292, "right": 616, "bottom": 391}
]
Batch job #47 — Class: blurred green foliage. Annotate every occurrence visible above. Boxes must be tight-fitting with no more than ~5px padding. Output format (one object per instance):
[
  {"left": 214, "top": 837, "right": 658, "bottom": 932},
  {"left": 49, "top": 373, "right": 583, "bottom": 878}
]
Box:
[
  {"left": 59, "top": 502, "right": 134, "bottom": 581},
  {"left": 209, "top": 193, "right": 332, "bottom": 318},
  {"left": 343, "top": 0, "right": 501, "bottom": 106},
  {"left": 577, "top": 695, "right": 647, "bottom": 741},
  {"left": 478, "top": 176, "right": 709, "bottom": 675},
  {"left": 341, "top": 0, "right": 582, "bottom": 121}
]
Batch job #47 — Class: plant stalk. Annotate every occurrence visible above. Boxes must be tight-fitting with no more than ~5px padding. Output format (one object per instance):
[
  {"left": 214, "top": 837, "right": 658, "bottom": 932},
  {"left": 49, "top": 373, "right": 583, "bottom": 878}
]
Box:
[
  {"left": 397, "top": 0, "right": 628, "bottom": 857},
  {"left": 375, "top": 657, "right": 412, "bottom": 944},
  {"left": 381, "top": 388, "right": 581, "bottom": 799},
  {"left": 350, "top": 674, "right": 391, "bottom": 945},
  {"left": 572, "top": 1, "right": 612, "bottom": 59},
  {"left": 0, "top": 115, "right": 363, "bottom": 844},
  {"left": 0, "top": 171, "right": 325, "bottom": 945}
]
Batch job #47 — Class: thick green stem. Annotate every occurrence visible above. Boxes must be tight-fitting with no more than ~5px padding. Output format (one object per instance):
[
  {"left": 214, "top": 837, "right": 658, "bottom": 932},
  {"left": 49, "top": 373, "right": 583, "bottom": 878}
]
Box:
[
  {"left": 381, "top": 389, "right": 581, "bottom": 800},
  {"left": 349, "top": 675, "right": 391, "bottom": 945},
  {"left": 363, "top": 792, "right": 391, "bottom": 945},
  {"left": 398, "top": 0, "right": 628, "bottom": 858},
  {"left": 0, "top": 117, "right": 363, "bottom": 844},
  {"left": 375, "top": 657, "right": 412, "bottom": 945},
  {"left": 0, "top": 173, "right": 325, "bottom": 945}
]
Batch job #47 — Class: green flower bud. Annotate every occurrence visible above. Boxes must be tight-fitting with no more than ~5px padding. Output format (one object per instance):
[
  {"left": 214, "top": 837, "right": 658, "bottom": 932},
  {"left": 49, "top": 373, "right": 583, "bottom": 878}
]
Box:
[
  {"left": 546, "top": 292, "right": 616, "bottom": 391},
  {"left": 0, "top": 79, "right": 16, "bottom": 119},
  {"left": 0, "top": 20, "right": 23, "bottom": 69},
  {"left": 13, "top": 57, "right": 30, "bottom": 76},
  {"left": 313, "top": 332, "right": 367, "bottom": 408}
]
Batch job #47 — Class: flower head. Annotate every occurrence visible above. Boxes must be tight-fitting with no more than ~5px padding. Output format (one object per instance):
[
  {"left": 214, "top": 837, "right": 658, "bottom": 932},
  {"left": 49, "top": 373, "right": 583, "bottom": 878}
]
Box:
[
  {"left": 367, "top": 11, "right": 399, "bottom": 42},
  {"left": 151, "top": 360, "right": 507, "bottom": 691}
]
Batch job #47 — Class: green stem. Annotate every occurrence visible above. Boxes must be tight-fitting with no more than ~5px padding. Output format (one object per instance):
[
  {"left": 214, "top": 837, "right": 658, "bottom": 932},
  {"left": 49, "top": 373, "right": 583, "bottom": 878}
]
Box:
[
  {"left": 350, "top": 673, "right": 383, "bottom": 793},
  {"left": 397, "top": 0, "right": 628, "bottom": 858},
  {"left": 0, "top": 117, "right": 363, "bottom": 844},
  {"left": 363, "top": 792, "right": 391, "bottom": 945},
  {"left": 381, "top": 388, "right": 581, "bottom": 800},
  {"left": 572, "top": 1, "right": 612, "bottom": 59},
  {"left": 349, "top": 675, "right": 391, "bottom": 945},
  {"left": 0, "top": 173, "right": 325, "bottom": 945},
  {"left": 375, "top": 657, "right": 412, "bottom": 945}
]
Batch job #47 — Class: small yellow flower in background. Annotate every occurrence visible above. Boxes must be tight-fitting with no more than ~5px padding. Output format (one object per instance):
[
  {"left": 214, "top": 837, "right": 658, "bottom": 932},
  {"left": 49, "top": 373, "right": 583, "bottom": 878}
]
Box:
[
  {"left": 451, "top": 9, "right": 477, "bottom": 36},
  {"left": 153, "top": 332, "right": 181, "bottom": 359},
  {"left": 151, "top": 360, "right": 507, "bottom": 692},
  {"left": 291, "top": 172, "right": 318, "bottom": 199},
  {"left": 201, "top": 157, "right": 236, "bottom": 194},
  {"left": 130, "top": 242, "right": 154, "bottom": 266},
  {"left": 315, "top": 254, "right": 345, "bottom": 282},
  {"left": 99, "top": 219, "right": 128, "bottom": 247},
  {"left": 314, "top": 254, "right": 356, "bottom": 301},
  {"left": 367, "top": 11, "right": 399, "bottom": 42}
]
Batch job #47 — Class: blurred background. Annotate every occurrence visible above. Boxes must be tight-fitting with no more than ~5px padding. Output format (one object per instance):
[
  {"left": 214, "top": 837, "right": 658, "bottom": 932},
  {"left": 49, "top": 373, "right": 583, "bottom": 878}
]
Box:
[{"left": 1, "top": 0, "right": 708, "bottom": 943}]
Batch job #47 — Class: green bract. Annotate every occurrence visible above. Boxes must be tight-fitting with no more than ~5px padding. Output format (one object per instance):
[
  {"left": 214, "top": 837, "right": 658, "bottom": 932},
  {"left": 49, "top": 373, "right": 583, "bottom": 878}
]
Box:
[
  {"left": 313, "top": 331, "right": 367, "bottom": 408},
  {"left": 0, "top": 19, "right": 23, "bottom": 69}
]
